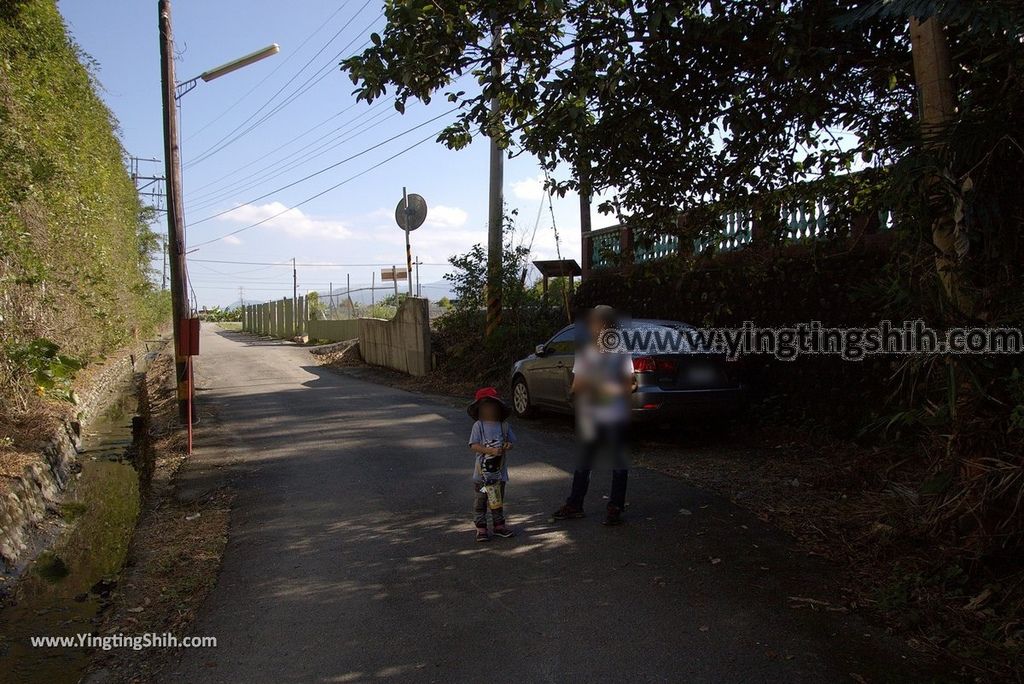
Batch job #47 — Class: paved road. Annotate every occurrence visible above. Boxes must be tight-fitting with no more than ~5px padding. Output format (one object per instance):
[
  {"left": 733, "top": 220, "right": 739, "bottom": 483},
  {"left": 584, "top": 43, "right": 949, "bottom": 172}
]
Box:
[{"left": 166, "top": 324, "right": 918, "bottom": 683}]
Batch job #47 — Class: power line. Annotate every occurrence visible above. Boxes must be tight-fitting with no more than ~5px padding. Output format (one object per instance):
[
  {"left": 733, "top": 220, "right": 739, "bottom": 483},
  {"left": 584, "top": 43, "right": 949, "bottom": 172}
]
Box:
[
  {"left": 185, "top": 105, "right": 401, "bottom": 212},
  {"left": 185, "top": 3, "right": 379, "bottom": 168},
  {"left": 185, "top": 98, "right": 391, "bottom": 202},
  {"left": 187, "top": 109, "right": 457, "bottom": 228},
  {"left": 183, "top": 1, "right": 352, "bottom": 143},
  {"left": 184, "top": 0, "right": 368, "bottom": 167},
  {"left": 190, "top": 258, "right": 450, "bottom": 267}
]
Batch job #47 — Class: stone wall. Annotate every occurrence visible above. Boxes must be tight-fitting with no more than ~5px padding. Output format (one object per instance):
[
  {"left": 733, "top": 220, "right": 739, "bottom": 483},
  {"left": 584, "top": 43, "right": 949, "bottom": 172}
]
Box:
[
  {"left": 357, "top": 297, "right": 432, "bottom": 376},
  {"left": 0, "top": 339, "right": 161, "bottom": 573}
]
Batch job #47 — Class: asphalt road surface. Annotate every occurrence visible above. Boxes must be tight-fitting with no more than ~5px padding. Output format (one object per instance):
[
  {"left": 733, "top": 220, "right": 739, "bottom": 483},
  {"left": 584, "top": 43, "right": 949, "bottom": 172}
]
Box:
[{"left": 165, "top": 324, "right": 922, "bottom": 683}]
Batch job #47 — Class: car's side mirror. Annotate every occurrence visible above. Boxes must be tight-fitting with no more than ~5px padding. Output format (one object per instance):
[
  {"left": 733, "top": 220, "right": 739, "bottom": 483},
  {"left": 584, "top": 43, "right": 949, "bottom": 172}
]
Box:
[{"left": 535, "top": 344, "right": 548, "bottom": 357}]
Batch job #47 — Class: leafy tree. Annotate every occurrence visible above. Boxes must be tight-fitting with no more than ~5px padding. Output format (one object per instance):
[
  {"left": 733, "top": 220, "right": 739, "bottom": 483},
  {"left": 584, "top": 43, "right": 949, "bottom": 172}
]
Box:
[
  {"left": 306, "top": 291, "right": 327, "bottom": 320},
  {"left": 344, "top": 0, "right": 915, "bottom": 228},
  {"left": 443, "top": 209, "right": 532, "bottom": 313}
]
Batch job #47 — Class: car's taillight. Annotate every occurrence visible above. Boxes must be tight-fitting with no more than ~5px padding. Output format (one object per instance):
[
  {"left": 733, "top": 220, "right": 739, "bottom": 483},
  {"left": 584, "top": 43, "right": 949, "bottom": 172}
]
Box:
[
  {"left": 633, "top": 356, "right": 655, "bottom": 373},
  {"left": 634, "top": 357, "right": 676, "bottom": 374},
  {"left": 655, "top": 358, "right": 677, "bottom": 374}
]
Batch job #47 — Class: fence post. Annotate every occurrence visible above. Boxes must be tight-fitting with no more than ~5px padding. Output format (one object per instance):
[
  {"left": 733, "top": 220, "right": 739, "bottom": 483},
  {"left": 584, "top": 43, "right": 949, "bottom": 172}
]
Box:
[
  {"left": 284, "top": 297, "right": 294, "bottom": 338},
  {"left": 619, "top": 224, "right": 634, "bottom": 268}
]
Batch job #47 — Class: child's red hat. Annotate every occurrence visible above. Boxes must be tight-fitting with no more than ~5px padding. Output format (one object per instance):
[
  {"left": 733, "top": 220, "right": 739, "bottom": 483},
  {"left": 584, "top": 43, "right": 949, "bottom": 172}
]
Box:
[{"left": 467, "top": 387, "right": 511, "bottom": 421}]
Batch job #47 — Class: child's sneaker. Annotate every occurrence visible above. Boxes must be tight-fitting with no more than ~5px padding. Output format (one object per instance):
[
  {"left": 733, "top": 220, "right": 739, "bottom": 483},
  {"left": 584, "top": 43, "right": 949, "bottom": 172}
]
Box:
[
  {"left": 551, "top": 504, "right": 585, "bottom": 520},
  {"left": 475, "top": 527, "right": 491, "bottom": 542},
  {"left": 492, "top": 524, "right": 515, "bottom": 538}
]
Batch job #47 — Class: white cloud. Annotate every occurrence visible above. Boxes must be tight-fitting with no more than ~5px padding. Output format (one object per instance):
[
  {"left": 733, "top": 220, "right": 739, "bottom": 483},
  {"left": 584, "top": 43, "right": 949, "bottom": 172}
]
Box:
[
  {"left": 511, "top": 174, "right": 546, "bottom": 201},
  {"left": 423, "top": 205, "right": 468, "bottom": 229},
  {"left": 222, "top": 235, "right": 243, "bottom": 245},
  {"left": 218, "top": 202, "right": 352, "bottom": 241}
]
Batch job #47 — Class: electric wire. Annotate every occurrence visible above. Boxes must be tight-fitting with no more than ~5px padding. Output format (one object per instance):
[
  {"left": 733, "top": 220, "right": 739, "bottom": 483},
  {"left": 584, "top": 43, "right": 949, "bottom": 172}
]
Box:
[
  {"left": 183, "top": 1, "right": 352, "bottom": 143},
  {"left": 185, "top": 122, "right": 439, "bottom": 250},
  {"left": 186, "top": 104, "right": 401, "bottom": 212},
  {"left": 185, "top": 4, "right": 379, "bottom": 168},
  {"left": 187, "top": 109, "right": 457, "bottom": 228}
]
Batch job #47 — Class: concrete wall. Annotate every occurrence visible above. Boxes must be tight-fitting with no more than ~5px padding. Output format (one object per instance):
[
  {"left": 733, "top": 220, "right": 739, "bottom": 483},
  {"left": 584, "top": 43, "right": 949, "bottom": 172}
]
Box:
[
  {"left": 307, "top": 319, "right": 359, "bottom": 342},
  {"left": 357, "top": 297, "right": 431, "bottom": 376}
]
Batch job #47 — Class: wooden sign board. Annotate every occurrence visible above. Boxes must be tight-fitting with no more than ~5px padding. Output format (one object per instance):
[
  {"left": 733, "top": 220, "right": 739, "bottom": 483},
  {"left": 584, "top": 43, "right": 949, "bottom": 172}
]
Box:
[{"left": 380, "top": 267, "right": 408, "bottom": 282}]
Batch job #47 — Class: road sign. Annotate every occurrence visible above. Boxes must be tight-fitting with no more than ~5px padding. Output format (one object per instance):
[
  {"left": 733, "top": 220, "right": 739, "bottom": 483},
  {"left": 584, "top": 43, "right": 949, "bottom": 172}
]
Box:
[
  {"left": 395, "top": 193, "right": 427, "bottom": 231},
  {"left": 380, "top": 267, "right": 408, "bottom": 282}
]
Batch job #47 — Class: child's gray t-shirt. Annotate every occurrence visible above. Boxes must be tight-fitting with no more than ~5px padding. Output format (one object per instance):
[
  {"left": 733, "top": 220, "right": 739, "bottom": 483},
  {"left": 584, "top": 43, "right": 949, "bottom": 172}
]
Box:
[{"left": 469, "top": 420, "right": 516, "bottom": 483}]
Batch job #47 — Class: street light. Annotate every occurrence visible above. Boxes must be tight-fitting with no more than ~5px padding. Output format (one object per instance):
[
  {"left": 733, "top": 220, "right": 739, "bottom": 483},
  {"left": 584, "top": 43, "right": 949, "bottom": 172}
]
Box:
[
  {"left": 158, "top": 0, "right": 278, "bottom": 434},
  {"left": 176, "top": 43, "right": 280, "bottom": 98}
]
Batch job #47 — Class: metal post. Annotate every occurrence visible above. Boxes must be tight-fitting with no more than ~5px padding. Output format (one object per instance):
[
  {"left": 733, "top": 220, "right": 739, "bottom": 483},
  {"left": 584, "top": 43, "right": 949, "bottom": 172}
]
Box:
[
  {"left": 158, "top": 0, "right": 190, "bottom": 423},
  {"left": 371, "top": 272, "right": 375, "bottom": 306},
  {"left": 403, "top": 187, "right": 414, "bottom": 295},
  {"left": 392, "top": 265, "right": 399, "bottom": 302},
  {"left": 415, "top": 257, "right": 421, "bottom": 297},
  {"left": 485, "top": 28, "right": 504, "bottom": 338}
]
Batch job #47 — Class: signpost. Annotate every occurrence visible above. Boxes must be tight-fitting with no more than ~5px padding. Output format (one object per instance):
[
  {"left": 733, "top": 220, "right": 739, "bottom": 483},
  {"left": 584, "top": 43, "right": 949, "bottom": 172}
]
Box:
[
  {"left": 380, "top": 266, "right": 408, "bottom": 303},
  {"left": 395, "top": 188, "right": 427, "bottom": 295}
]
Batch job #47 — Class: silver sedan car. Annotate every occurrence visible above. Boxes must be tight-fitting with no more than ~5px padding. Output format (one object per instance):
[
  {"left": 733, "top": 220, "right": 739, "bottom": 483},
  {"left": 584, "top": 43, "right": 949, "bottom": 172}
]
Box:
[{"left": 509, "top": 319, "right": 744, "bottom": 421}]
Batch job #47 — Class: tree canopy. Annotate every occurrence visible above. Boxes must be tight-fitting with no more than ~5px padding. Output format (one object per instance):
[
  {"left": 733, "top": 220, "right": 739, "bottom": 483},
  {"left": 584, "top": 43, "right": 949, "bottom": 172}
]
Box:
[
  {"left": 344, "top": 1, "right": 1021, "bottom": 232},
  {"left": 344, "top": 2, "right": 915, "bottom": 221}
]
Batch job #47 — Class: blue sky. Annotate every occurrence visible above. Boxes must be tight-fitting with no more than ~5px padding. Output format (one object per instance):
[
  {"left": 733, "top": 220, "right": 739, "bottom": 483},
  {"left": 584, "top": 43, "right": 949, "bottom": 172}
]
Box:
[{"left": 59, "top": 0, "right": 600, "bottom": 308}]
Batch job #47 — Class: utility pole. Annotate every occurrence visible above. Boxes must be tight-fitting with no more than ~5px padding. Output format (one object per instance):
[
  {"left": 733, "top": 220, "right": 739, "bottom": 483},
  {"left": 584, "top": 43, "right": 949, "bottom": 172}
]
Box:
[
  {"left": 158, "top": 0, "right": 190, "bottom": 422},
  {"left": 292, "top": 257, "right": 297, "bottom": 322},
  {"left": 579, "top": 159, "right": 592, "bottom": 278},
  {"left": 129, "top": 155, "right": 166, "bottom": 214},
  {"left": 414, "top": 256, "right": 421, "bottom": 297},
  {"left": 909, "top": 15, "right": 966, "bottom": 313},
  {"left": 485, "top": 27, "right": 504, "bottom": 339}
]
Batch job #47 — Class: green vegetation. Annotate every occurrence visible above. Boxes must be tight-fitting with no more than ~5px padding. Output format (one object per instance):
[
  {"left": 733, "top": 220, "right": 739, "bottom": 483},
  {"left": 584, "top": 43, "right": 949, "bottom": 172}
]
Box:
[
  {"left": 0, "top": 0, "right": 168, "bottom": 430},
  {"left": 434, "top": 212, "right": 565, "bottom": 380},
  {"left": 198, "top": 306, "right": 241, "bottom": 323}
]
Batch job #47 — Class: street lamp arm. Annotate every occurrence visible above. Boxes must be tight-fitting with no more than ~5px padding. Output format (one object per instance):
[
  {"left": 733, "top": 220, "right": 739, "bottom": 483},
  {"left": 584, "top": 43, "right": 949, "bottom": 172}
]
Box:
[{"left": 175, "top": 43, "right": 280, "bottom": 101}]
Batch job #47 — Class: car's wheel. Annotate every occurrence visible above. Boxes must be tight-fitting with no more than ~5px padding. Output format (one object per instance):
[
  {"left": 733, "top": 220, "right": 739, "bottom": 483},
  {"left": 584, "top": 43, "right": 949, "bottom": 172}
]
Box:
[{"left": 511, "top": 375, "right": 536, "bottom": 418}]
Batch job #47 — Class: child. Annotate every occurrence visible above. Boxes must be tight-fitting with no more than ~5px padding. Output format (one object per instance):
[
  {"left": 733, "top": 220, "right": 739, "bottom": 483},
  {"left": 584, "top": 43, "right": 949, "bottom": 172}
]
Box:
[{"left": 467, "top": 387, "right": 517, "bottom": 542}]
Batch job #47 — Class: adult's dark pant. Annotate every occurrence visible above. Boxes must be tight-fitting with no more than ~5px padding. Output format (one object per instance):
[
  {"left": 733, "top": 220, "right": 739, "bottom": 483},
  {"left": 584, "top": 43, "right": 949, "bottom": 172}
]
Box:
[{"left": 566, "top": 422, "right": 629, "bottom": 510}]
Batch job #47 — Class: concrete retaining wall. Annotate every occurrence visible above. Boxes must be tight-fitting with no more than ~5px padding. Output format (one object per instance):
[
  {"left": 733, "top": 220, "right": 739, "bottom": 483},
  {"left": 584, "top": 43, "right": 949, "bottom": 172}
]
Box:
[
  {"left": 357, "top": 297, "right": 431, "bottom": 376},
  {"left": 307, "top": 319, "right": 359, "bottom": 342},
  {"left": 0, "top": 339, "right": 158, "bottom": 573}
]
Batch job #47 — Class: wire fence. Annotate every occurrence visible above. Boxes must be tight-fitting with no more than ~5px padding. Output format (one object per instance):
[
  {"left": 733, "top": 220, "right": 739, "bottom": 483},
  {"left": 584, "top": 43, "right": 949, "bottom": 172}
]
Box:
[{"left": 312, "top": 287, "right": 448, "bottom": 321}]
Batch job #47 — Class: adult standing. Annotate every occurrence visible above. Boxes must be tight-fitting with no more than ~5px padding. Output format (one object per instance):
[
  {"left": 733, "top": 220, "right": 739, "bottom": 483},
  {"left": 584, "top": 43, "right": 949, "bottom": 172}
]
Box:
[{"left": 551, "top": 305, "right": 635, "bottom": 526}]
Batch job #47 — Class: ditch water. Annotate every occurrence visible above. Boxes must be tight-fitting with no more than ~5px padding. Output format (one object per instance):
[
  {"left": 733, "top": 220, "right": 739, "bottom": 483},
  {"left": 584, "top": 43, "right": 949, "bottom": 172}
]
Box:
[{"left": 0, "top": 376, "right": 142, "bottom": 684}]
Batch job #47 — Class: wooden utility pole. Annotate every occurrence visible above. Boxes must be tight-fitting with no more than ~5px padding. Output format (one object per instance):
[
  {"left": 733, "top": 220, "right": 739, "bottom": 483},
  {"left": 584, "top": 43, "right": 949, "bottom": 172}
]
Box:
[
  {"left": 485, "top": 28, "right": 504, "bottom": 339},
  {"left": 909, "top": 15, "right": 968, "bottom": 313},
  {"left": 158, "top": 0, "right": 190, "bottom": 422}
]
